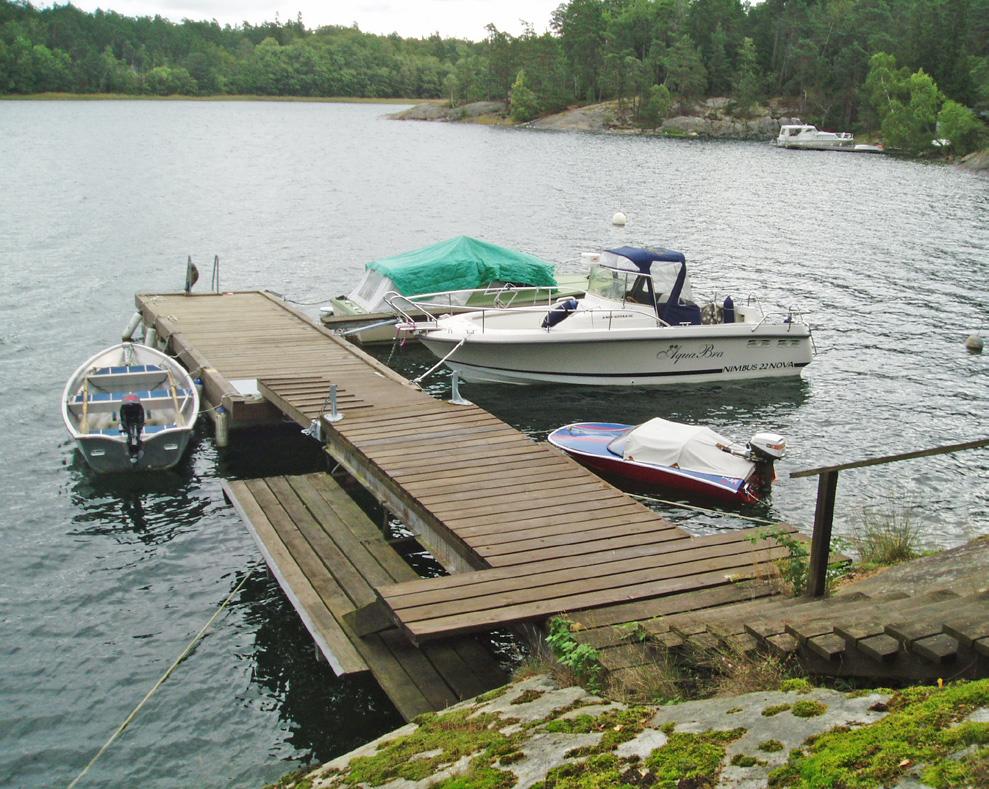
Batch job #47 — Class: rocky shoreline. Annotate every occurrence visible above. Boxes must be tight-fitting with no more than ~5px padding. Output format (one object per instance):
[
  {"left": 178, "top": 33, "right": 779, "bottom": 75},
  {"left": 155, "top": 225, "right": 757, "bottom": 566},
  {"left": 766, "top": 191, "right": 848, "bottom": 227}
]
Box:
[
  {"left": 274, "top": 674, "right": 989, "bottom": 788},
  {"left": 392, "top": 98, "right": 805, "bottom": 142},
  {"left": 392, "top": 99, "right": 988, "bottom": 171}
]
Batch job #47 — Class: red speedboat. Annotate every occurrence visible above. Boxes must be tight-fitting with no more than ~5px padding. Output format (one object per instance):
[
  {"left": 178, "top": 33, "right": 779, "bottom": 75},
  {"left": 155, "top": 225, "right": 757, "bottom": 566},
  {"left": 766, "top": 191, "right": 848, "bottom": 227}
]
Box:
[{"left": 547, "top": 417, "right": 786, "bottom": 506}]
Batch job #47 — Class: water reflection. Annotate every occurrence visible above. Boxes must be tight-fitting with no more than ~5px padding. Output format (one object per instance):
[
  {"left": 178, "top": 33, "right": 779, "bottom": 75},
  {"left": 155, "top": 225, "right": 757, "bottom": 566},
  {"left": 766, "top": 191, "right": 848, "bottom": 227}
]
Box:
[
  {"left": 236, "top": 565, "right": 403, "bottom": 763},
  {"left": 66, "top": 433, "right": 211, "bottom": 545}
]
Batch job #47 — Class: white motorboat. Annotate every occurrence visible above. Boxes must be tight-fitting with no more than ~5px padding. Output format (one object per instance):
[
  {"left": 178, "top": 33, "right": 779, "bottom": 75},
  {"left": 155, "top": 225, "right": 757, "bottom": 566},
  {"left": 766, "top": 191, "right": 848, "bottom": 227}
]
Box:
[
  {"left": 400, "top": 246, "right": 813, "bottom": 386},
  {"left": 777, "top": 123, "right": 856, "bottom": 151},
  {"left": 323, "top": 235, "right": 586, "bottom": 343},
  {"left": 62, "top": 342, "right": 199, "bottom": 472}
]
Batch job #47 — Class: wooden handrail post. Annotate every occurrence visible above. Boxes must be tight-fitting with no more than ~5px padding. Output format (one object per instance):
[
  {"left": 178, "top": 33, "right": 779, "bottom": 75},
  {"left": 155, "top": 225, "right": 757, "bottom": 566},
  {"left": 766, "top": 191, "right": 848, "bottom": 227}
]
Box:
[{"left": 806, "top": 470, "right": 839, "bottom": 598}]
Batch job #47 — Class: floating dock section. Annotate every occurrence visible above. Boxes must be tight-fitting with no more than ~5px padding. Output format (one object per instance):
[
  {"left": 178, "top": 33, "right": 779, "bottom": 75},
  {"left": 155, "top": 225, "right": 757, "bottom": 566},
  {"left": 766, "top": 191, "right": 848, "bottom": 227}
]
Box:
[{"left": 223, "top": 472, "right": 504, "bottom": 720}]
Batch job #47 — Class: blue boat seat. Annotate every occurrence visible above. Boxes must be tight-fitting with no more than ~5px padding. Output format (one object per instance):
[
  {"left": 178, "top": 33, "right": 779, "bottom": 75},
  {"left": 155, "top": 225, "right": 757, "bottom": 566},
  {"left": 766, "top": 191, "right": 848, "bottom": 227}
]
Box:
[
  {"left": 69, "top": 388, "right": 193, "bottom": 414},
  {"left": 90, "top": 424, "right": 178, "bottom": 436},
  {"left": 91, "top": 364, "right": 163, "bottom": 376}
]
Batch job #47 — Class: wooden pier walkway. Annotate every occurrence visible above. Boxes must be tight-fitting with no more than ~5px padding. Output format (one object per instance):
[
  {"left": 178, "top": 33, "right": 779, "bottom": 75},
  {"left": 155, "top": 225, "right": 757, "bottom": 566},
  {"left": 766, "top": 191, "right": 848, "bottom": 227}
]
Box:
[{"left": 135, "top": 289, "right": 988, "bottom": 712}]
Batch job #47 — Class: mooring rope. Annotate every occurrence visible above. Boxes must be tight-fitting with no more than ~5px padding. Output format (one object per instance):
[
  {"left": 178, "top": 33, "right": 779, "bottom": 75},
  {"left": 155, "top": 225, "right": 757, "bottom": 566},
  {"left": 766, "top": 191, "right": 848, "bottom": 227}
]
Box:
[
  {"left": 67, "top": 569, "right": 254, "bottom": 789},
  {"left": 628, "top": 493, "right": 786, "bottom": 527}
]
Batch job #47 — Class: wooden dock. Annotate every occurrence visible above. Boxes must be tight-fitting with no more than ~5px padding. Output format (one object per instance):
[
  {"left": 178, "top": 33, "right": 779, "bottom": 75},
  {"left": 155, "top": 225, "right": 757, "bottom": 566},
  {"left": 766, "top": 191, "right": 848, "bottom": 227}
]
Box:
[
  {"left": 135, "top": 289, "right": 987, "bottom": 712},
  {"left": 222, "top": 472, "right": 505, "bottom": 720}
]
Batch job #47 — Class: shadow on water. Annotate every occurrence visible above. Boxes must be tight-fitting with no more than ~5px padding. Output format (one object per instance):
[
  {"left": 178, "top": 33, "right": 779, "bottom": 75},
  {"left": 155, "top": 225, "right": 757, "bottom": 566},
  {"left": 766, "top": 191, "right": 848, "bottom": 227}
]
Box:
[
  {"left": 236, "top": 563, "right": 404, "bottom": 763},
  {"left": 214, "top": 423, "right": 329, "bottom": 480}
]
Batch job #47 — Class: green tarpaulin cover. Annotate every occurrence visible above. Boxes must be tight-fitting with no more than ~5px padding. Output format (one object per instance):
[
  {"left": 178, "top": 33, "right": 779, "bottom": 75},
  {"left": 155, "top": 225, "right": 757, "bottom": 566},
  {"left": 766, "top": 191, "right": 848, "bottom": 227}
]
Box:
[{"left": 366, "top": 236, "right": 558, "bottom": 295}]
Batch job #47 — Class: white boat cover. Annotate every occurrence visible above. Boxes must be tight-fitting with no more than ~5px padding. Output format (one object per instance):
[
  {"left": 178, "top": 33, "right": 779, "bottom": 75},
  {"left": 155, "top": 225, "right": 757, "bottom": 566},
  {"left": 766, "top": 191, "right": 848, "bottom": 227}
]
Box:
[{"left": 615, "top": 417, "right": 754, "bottom": 479}]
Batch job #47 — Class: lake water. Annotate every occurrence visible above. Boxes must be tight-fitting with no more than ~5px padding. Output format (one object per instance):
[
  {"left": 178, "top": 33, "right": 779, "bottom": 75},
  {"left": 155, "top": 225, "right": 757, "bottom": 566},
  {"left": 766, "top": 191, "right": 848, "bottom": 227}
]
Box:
[{"left": 0, "top": 100, "right": 986, "bottom": 787}]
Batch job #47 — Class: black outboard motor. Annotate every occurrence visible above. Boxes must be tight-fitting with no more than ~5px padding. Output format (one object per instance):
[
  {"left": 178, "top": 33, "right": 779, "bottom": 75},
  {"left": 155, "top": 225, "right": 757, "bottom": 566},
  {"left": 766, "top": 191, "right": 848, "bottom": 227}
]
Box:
[
  {"left": 541, "top": 298, "right": 579, "bottom": 329},
  {"left": 120, "top": 393, "right": 145, "bottom": 463}
]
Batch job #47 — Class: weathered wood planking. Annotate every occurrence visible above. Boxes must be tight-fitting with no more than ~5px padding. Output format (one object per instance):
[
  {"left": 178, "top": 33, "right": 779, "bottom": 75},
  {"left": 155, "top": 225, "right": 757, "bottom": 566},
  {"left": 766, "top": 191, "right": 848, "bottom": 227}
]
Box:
[
  {"left": 140, "top": 291, "right": 798, "bottom": 654},
  {"left": 222, "top": 473, "right": 505, "bottom": 720}
]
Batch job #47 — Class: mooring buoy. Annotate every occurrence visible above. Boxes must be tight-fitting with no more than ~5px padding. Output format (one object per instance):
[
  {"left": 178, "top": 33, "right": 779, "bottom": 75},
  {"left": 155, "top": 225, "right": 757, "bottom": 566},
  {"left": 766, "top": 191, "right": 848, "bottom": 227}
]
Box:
[
  {"left": 965, "top": 333, "right": 984, "bottom": 353},
  {"left": 612, "top": 211, "right": 627, "bottom": 226}
]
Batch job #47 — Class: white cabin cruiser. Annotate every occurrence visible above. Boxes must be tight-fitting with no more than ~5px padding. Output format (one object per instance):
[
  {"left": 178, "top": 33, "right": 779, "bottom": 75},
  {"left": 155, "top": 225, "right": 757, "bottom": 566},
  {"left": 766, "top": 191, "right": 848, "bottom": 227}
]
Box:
[
  {"left": 401, "top": 246, "right": 813, "bottom": 387},
  {"left": 777, "top": 124, "right": 855, "bottom": 150}
]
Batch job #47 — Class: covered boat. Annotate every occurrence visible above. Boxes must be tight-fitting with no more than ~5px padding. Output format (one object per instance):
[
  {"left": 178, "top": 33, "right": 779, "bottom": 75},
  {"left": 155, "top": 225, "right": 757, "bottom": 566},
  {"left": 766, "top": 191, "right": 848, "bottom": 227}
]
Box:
[
  {"left": 404, "top": 246, "right": 813, "bottom": 386},
  {"left": 548, "top": 417, "right": 786, "bottom": 505},
  {"left": 62, "top": 342, "right": 199, "bottom": 473},
  {"left": 325, "top": 236, "right": 585, "bottom": 343}
]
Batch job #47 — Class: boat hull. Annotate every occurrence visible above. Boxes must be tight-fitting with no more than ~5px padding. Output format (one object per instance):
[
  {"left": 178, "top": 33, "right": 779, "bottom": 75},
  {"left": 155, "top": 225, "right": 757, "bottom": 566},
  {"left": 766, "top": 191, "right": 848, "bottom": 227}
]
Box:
[
  {"left": 75, "top": 430, "right": 194, "bottom": 473},
  {"left": 62, "top": 342, "right": 200, "bottom": 473},
  {"left": 547, "top": 422, "right": 760, "bottom": 506},
  {"left": 421, "top": 325, "right": 812, "bottom": 386}
]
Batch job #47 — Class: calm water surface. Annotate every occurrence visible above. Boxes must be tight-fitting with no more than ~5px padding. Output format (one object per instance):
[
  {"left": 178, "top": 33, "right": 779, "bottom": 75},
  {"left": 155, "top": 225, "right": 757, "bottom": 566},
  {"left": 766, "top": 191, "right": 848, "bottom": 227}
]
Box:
[{"left": 0, "top": 101, "right": 986, "bottom": 787}]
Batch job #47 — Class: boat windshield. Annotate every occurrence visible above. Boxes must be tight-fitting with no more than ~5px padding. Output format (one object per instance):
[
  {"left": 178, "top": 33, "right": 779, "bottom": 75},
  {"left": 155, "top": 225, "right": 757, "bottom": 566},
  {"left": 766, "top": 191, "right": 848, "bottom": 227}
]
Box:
[{"left": 586, "top": 263, "right": 694, "bottom": 313}]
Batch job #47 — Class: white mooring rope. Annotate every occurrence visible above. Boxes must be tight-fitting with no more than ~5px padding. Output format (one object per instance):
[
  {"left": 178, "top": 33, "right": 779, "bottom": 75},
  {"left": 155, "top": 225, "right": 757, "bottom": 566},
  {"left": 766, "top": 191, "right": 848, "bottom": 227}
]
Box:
[{"left": 67, "top": 569, "right": 254, "bottom": 788}]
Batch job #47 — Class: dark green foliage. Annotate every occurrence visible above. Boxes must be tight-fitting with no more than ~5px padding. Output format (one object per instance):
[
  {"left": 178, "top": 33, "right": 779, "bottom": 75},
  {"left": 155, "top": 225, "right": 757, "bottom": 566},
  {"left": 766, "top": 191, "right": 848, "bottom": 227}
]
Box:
[
  {"left": 545, "top": 616, "right": 603, "bottom": 693},
  {"left": 1, "top": 0, "right": 986, "bottom": 154}
]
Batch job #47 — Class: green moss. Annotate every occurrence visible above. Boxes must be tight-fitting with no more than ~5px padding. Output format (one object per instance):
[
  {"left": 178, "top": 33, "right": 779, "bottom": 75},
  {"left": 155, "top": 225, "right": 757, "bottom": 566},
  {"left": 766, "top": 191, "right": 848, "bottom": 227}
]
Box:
[
  {"left": 762, "top": 703, "right": 791, "bottom": 717},
  {"left": 547, "top": 706, "right": 653, "bottom": 755},
  {"left": 264, "top": 767, "right": 314, "bottom": 789},
  {"left": 511, "top": 689, "right": 545, "bottom": 704},
  {"left": 791, "top": 700, "right": 827, "bottom": 718},
  {"left": 726, "top": 706, "right": 743, "bottom": 714},
  {"left": 780, "top": 678, "right": 813, "bottom": 694},
  {"left": 541, "top": 753, "right": 629, "bottom": 788},
  {"left": 767, "top": 679, "right": 989, "bottom": 788},
  {"left": 475, "top": 686, "right": 509, "bottom": 703},
  {"left": 922, "top": 746, "right": 989, "bottom": 788},
  {"left": 343, "top": 709, "right": 514, "bottom": 785},
  {"left": 731, "top": 753, "right": 761, "bottom": 767},
  {"left": 758, "top": 739, "right": 785, "bottom": 752},
  {"left": 434, "top": 764, "right": 515, "bottom": 789},
  {"left": 645, "top": 728, "right": 745, "bottom": 788},
  {"left": 497, "top": 750, "right": 524, "bottom": 765}
]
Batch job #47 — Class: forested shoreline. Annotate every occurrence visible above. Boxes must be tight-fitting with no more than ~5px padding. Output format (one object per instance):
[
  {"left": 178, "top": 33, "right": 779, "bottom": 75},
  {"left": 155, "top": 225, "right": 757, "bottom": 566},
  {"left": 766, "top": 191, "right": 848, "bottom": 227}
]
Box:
[{"left": 2, "top": 0, "right": 986, "bottom": 154}]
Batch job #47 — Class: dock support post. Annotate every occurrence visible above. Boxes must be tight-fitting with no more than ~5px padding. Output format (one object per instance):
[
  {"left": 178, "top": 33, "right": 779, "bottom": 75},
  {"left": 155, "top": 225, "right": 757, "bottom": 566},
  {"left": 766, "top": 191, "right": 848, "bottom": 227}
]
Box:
[
  {"left": 449, "top": 371, "right": 472, "bottom": 406},
  {"left": 145, "top": 326, "right": 158, "bottom": 349},
  {"left": 214, "top": 405, "right": 229, "bottom": 448},
  {"left": 806, "top": 470, "right": 839, "bottom": 598}
]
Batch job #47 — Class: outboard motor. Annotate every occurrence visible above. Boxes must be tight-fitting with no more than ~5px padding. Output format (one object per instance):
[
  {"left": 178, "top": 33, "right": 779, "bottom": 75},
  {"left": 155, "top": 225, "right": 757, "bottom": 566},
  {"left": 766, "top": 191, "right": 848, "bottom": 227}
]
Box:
[
  {"left": 747, "top": 432, "right": 787, "bottom": 492},
  {"left": 120, "top": 393, "right": 145, "bottom": 464},
  {"left": 541, "top": 297, "right": 579, "bottom": 329}
]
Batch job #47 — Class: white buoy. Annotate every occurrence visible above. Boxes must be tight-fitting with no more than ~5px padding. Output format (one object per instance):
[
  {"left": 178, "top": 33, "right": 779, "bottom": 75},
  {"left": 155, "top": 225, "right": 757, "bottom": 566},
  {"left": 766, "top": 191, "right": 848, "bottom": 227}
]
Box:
[
  {"left": 965, "top": 334, "right": 984, "bottom": 353},
  {"left": 612, "top": 211, "right": 627, "bottom": 226}
]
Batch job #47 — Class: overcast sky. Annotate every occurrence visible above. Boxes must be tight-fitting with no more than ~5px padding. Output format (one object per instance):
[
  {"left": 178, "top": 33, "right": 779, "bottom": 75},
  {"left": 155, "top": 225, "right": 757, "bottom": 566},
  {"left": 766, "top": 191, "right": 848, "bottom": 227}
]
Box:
[{"left": 67, "top": 1, "right": 565, "bottom": 40}]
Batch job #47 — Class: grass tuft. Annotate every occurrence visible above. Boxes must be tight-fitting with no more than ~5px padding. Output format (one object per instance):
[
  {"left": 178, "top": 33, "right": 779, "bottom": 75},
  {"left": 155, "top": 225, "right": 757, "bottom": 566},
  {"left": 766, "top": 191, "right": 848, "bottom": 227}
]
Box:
[{"left": 853, "top": 503, "right": 922, "bottom": 567}]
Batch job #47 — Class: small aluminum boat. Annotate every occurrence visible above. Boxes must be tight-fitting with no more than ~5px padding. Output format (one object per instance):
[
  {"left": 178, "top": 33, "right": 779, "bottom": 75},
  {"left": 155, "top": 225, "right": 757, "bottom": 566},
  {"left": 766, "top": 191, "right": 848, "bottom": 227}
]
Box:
[
  {"left": 548, "top": 417, "right": 786, "bottom": 505},
  {"left": 62, "top": 342, "right": 199, "bottom": 472}
]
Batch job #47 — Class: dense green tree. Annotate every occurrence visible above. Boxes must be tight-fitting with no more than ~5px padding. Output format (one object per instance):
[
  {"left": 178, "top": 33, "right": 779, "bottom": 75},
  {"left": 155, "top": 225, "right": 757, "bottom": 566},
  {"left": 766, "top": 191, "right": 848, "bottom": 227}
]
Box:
[
  {"left": 509, "top": 68, "right": 539, "bottom": 120},
  {"left": 640, "top": 82, "right": 673, "bottom": 126},
  {"left": 0, "top": 0, "right": 986, "bottom": 155},
  {"left": 733, "top": 36, "right": 763, "bottom": 115},
  {"left": 551, "top": 0, "right": 605, "bottom": 101},
  {"left": 663, "top": 34, "right": 707, "bottom": 110},
  {"left": 937, "top": 98, "right": 986, "bottom": 153}
]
